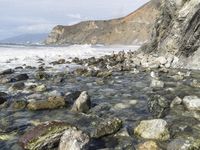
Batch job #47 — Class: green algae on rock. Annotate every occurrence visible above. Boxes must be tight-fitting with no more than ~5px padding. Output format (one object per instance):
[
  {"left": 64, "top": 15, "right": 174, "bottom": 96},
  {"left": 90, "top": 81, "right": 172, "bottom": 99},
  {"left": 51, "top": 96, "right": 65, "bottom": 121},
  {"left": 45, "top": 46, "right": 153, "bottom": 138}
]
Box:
[{"left": 19, "top": 121, "right": 74, "bottom": 150}]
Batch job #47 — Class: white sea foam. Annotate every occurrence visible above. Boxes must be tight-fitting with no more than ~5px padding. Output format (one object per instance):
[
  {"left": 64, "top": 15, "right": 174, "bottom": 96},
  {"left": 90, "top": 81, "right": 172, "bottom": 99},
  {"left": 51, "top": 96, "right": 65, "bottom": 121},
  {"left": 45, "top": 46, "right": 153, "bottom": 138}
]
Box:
[{"left": 0, "top": 44, "right": 140, "bottom": 71}]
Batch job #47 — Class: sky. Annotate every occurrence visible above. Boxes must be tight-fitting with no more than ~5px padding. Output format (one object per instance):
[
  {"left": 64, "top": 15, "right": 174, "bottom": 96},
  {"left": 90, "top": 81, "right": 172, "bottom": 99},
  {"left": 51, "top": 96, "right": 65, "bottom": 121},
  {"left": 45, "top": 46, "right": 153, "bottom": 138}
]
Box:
[{"left": 0, "top": 0, "right": 149, "bottom": 40}]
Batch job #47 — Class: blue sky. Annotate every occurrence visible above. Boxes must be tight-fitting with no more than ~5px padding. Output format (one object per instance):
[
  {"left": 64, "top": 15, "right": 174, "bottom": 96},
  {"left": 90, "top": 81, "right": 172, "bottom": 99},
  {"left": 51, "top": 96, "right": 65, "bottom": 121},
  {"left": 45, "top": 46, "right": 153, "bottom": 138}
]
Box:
[{"left": 0, "top": 0, "right": 149, "bottom": 40}]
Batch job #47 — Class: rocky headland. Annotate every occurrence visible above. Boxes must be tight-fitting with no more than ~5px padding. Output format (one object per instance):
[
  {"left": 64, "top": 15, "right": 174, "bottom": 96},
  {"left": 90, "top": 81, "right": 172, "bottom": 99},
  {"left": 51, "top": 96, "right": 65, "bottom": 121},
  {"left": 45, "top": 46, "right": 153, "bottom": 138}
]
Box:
[
  {"left": 0, "top": 0, "right": 200, "bottom": 150},
  {"left": 45, "top": 0, "right": 160, "bottom": 45}
]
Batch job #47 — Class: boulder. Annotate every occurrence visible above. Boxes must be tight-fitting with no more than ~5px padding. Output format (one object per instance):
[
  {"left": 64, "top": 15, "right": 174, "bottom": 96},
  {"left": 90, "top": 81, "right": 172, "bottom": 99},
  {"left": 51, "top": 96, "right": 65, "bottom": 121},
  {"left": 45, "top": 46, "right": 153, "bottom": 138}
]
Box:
[
  {"left": 27, "top": 96, "right": 65, "bottom": 111},
  {"left": 148, "top": 94, "right": 170, "bottom": 118},
  {"left": 10, "top": 74, "right": 29, "bottom": 82},
  {"left": 90, "top": 117, "right": 122, "bottom": 138},
  {"left": 134, "top": 119, "right": 170, "bottom": 141},
  {"left": 0, "top": 69, "right": 14, "bottom": 75},
  {"left": 59, "top": 128, "right": 90, "bottom": 150},
  {"left": 19, "top": 121, "right": 73, "bottom": 150},
  {"left": 183, "top": 96, "right": 200, "bottom": 111},
  {"left": 71, "top": 91, "right": 91, "bottom": 113}
]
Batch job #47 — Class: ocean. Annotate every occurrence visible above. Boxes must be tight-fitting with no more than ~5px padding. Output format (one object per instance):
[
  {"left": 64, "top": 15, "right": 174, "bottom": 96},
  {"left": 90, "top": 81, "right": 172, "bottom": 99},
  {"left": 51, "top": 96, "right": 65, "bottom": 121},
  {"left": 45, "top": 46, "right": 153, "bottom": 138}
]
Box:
[{"left": 0, "top": 44, "right": 140, "bottom": 71}]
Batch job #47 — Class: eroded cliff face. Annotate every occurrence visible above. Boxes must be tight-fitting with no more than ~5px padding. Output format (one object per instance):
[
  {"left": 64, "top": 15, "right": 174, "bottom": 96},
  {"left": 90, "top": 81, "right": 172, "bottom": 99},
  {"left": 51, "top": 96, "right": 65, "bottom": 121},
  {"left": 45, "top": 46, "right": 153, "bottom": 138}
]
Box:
[
  {"left": 145, "top": 0, "right": 200, "bottom": 69},
  {"left": 45, "top": 0, "right": 160, "bottom": 45}
]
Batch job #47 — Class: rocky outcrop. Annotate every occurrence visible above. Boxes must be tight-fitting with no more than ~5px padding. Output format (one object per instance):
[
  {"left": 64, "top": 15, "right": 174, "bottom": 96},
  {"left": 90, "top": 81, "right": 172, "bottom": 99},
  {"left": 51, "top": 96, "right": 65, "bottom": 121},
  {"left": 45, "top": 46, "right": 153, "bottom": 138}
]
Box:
[
  {"left": 143, "top": 0, "right": 200, "bottom": 69},
  {"left": 45, "top": 0, "right": 160, "bottom": 45}
]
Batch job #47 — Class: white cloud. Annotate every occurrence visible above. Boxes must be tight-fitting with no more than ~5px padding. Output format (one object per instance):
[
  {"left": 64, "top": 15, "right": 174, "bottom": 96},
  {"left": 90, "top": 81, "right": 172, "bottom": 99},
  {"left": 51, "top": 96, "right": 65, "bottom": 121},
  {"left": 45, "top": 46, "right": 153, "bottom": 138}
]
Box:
[
  {"left": 15, "top": 24, "right": 55, "bottom": 33},
  {"left": 66, "top": 14, "right": 82, "bottom": 19}
]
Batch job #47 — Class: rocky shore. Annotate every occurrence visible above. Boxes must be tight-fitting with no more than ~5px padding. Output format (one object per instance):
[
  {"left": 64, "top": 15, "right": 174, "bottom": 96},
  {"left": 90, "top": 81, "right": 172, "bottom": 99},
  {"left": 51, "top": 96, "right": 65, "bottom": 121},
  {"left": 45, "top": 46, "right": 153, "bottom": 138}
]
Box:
[
  {"left": 0, "top": 0, "right": 200, "bottom": 149},
  {"left": 0, "top": 48, "right": 200, "bottom": 150}
]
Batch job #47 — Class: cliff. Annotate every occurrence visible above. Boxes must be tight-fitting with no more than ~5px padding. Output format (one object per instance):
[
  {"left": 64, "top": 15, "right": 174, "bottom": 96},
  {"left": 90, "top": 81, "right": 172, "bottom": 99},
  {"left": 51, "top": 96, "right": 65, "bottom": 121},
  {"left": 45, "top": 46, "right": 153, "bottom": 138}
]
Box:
[
  {"left": 45, "top": 0, "right": 160, "bottom": 45},
  {"left": 142, "top": 0, "right": 200, "bottom": 69}
]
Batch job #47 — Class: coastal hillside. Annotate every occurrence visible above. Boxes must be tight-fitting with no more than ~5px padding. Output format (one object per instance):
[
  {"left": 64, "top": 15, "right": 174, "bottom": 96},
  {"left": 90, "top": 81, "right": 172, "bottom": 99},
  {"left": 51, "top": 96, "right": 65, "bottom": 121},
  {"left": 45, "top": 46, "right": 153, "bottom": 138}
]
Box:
[{"left": 45, "top": 0, "right": 160, "bottom": 45}]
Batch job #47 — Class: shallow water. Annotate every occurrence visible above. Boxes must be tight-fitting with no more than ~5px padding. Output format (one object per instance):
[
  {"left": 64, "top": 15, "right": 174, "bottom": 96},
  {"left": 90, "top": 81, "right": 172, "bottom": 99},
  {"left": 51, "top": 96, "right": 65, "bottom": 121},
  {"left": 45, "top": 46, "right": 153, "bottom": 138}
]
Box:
[{"left": 0, "top": 66, "right": 200, "bottom": 149}]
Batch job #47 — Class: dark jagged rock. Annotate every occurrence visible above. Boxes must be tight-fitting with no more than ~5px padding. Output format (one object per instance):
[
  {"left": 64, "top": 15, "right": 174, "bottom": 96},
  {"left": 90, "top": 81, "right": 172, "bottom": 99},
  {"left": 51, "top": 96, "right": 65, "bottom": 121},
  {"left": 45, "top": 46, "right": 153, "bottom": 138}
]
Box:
[
  {"left": 0, "top": 69, "right": 14, "bottom": 75},
  {"left": 10, "top": 74, "right": 29, "bottom": 82},
  {"left": 147, "top": 94, "right": 170, "bottom": 118}
]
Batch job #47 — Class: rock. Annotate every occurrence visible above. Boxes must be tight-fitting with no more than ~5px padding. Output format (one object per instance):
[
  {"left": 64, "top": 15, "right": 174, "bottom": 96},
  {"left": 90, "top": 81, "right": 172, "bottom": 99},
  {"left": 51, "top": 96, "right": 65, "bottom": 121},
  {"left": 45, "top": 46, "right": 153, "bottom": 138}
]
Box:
[
  {"left": 137, "top": 141, "right": 159, "bottom": 150},
  {"left": 35, "top": 72, "right": 49, "bottom": 80},
  {"left": 74, "top": 68, "right": 88, "bottom": 76},
  {"left": 34, "top": 84, "right": 47, "bottom": 92},
  {"left": 183, "top": 96, "right": 200, "bottom": 111},
  {"left": 19, "top": 121, "right": 73, "bottom": 150},
  {"left": 0, "top": 97, "right": 7, "bottom": 105},
  {"left": 71, "top": 91, "right": 91, "bottom": 113},
  {"left": 65, "top": 91, "right": 82, "bottom": 104},
  {"left": 190, "top": 79, "right": 200, "bottom": 88},
  {"left": 156, "top": 56, "right": 167, "bottom": 65},
  {"left": 27, "top": 96, "right": 65, "bottom": 110},
  {"left": 167, "top": 137, "right": 200, "bottom": 150},
  {"left": 134, "top": 119, "right": 170, "bottom": 141},
  {"left": 148, "top": 94, "right": 170, "bottom": 118},
  {"left": 170, "top": 96, "right": 182, "bottom": 108},
  {"left": 11, "top": 100, "right": 27, "bottom": 110},
  {"left": 150, "top": 79, "right": 164, "bottom": 88},
  {"left": 10, "top": 74, "right": 29, "bottom": 82},
  {"left": 91, "top": 117, "right": 122, "bottom": 138},
  {"left": 0, "top": 69, "right": 14, "bottom": 75},
  {"left": 59, "top": 128, "right": 90, "bottom": 150},
  {"left": 96, "top": 71, "right": 112, "bottom": 78},
  {"left": 9, "top": 82, "right": 25, "bottom": 91},
  {"left": 89, "top": 103, "right": 112, "bottom": 114}
]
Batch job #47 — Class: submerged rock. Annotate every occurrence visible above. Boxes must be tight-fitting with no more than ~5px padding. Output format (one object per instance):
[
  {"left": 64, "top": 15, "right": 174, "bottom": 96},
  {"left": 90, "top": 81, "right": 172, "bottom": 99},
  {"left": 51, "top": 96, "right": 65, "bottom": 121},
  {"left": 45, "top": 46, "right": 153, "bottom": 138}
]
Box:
[
  {"left": 19, "top": 121, "right": 73, "bottom": 150},
  {"left": 137, "top": 141, "right": 159, "bottom": 150},
  {"left": 134, "top": 119, "right": 170, "bottom": 141},
  {"left": 90, "top": 117, "right": 122, "bottom": 138},
  {"left": 167, "top": 137, "right": 200, "bottom": 150},
  {"left": 59, "top": 128, "right": 90, "bottom": 150},
  {"left": 27, "top": 96, "right": 65, "bottom": 111},
  {"left": 9, "top": 82, "right": 25, "bottom": 91},
  {"left": 150, "top": 79, "right": 164, "bottom": 88},
  {"left": 71, "top": 91, "right": 91, "bottom": 113},
  {"left": 11, "top": 100, "right": 27, "bottom": 110},
  {"left": 183, "top": 96, "right": 200, "bottom": 111}
]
